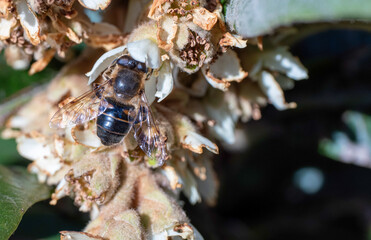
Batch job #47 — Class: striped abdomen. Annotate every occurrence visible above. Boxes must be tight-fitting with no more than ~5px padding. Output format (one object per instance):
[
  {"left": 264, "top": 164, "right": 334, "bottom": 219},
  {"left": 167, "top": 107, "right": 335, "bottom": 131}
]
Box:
[{"left": 96, "top": 98, "right": 135, "bottom": 146}]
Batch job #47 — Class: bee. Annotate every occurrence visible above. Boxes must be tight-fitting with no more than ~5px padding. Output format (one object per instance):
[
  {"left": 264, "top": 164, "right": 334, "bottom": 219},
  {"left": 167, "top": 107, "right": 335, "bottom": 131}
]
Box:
[{"left": 49, "top": 53, "right": 167, "bottom": 165}]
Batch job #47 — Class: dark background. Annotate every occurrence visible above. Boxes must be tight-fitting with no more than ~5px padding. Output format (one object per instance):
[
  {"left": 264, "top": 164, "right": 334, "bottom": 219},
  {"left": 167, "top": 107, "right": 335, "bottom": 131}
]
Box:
[
  {"left": 5, "top": 29, "right": 371, "bottom": 239},
  {"left": 186, "top": 29, "right": 371, "bottom": 240}
]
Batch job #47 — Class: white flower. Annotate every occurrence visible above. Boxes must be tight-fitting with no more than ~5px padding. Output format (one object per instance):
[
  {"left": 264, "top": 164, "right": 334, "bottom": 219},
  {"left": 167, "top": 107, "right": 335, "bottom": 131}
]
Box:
[{"left": 86, "top": 39, "right": 177, "bottom": 104}]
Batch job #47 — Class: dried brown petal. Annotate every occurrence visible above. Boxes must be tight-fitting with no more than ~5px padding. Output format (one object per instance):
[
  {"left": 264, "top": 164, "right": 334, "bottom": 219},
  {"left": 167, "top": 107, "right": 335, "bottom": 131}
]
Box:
[
  {"left": 148, "top": 0, "right": 168, "bottom": 20},
  {"left": 157, "top": 15, "right": 178, "bottom": 51},
  {"left": 192, "top": 7, "right": 217, "bottom": 31},
  {"left": 0, "top": 0, "right": 12, "bottom": 17},
  {"left": 29, "top": 48, "right": 56, "bottom": 75},
  {"left": 219, "top": 32, "right": 247, "bottom": 48}
]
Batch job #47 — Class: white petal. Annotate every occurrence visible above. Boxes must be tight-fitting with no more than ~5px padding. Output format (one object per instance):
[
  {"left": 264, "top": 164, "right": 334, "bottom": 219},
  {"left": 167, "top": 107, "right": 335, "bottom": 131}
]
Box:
[
  {"left": 182, "top": 131, "right": 219, "bottom": 154},
  {"left": 208, "top": 110, "right": 236, "bottom": 144},
  {"left": 17, "top": 136, "right": 51, "bottom": 161},
  {"left": 4, "top": 45, "right": 31, "bottom": 70},
  {"left": 210, "top": 50, "right": 247, "bottom": 81},
  {"left": 78, "top": 0, "right": 111, "bottom": 10},
  {"left": 50, "top": 178, "right": 68, "bottom": 205},
  {"left": 258, "top": 71, "right": 296, "bottom": 110},
  {"left": 127, "top": 39, "right": 161, "bottom": 69},
  {"left": 152, "top": 223, "right": 195, "bottom": 240},
  {"left": 177, "top": 167, "right": 201, "bottom": 204},
  {"left": 71, "top": 124, "right": 102, "bottom": 148},
  {"left": 202, "top": 67, "right": 229, "bottom": 91},
  {"left": 161, "top": 166, "right": 181, "bottom": 190},
  {"left": 155, "top": 61, "right": 173, "bottom": 102},
  {"left": 15, "top": 0, "right": 40, "bottom": 45},
  {"left": 167, "top": 223, "right": 194, "bottom": 239},
  {"left": 145, "top": 74, "right": 157, "bottom": 105},
  {"left": 86, "top": 45, "right": 126, "bottom": 85},
  {"left": 60, "top": 231, "right": 104, "bottom": 240},
  {"left": 0, "top": 17, "right": 16, "bottom": 40},
  {"left": 204, "top": 89, "right": 239, "bottom": 144},
  {"left": 202, "top": 50, "right": 247, "bottom": 91},
  {"left": 193, "top": 157, "right": 219, "bottom": 206},
  {"left": 263, "top": 47, "right": 308, "bottom": 80},
  {"left": 17, "top": 136, "right": 62, "bottom": 176}
]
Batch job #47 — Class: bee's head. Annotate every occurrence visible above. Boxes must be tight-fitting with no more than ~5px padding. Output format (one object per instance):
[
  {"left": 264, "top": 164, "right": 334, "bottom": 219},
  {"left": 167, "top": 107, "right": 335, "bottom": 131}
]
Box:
[{"left": 115, "top": 55, "right": 147, "bottom": 73}]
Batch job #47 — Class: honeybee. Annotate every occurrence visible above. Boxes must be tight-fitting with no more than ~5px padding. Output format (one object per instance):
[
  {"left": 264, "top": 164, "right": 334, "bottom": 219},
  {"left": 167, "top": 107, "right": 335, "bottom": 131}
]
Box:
[{"left": 49, "top": 53, "right": 167, "bottom": 165}]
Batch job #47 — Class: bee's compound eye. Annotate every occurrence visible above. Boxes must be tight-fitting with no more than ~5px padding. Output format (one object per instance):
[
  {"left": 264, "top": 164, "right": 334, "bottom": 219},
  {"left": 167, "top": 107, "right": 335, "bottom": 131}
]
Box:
[
  {"left": 137, "top": 62, "right": 147, "bottom": 73},
  {"left": 117, "top": 56, "right": 136, "bottom": 69}
]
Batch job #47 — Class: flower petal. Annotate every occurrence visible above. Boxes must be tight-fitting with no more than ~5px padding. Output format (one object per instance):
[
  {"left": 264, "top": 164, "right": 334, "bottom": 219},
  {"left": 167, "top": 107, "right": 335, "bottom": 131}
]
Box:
[
  {"left": 266, "top": 47, "right": 308, "bottom": 80},
  {"left": 161, "top": 166, "right": 182, "bottom": 190},
  {"left": 193, "top": 157, "right": 219, "bottom": 206},
  {"left": 204, "top": 89, "right": 239, "bottom": 144},
  {"left": 4, "top": 45, "right": 31, "bottom": 70},
  {"left": 15, "top": 0, "right": 41, "bottom": 45},
  {"left": 182, "top": 131, "right": 219, "bottom": 154},
  {"left": 60, "top": 231, "right": 104, "bottom": 240},
  {"left": 70, "top": 123, "right": 103, "bottom": 148},
  {"left": 155, "top": 60, "right": 174, "bottom": 102},
  {"left": 29, "top": 49, "right": 56, "bottom": 75},
  {"left": 219, "top": 32, "right": 247, "bottom": 48},
  {"left": 0, "top": 1, "right": 11, "bottom": 17},
  {"left": 202, "top": 50, "right": 248, "bottom": 91},
  {"left": 145, "top": 73, "right": 157, "bottom": 105},
  {"left": 17, "top": 136, "right": 63, "bottom": 179},
  {"left": 78, "top": 0, "right": 111, "bottom": 10},
  {"left": 192, "top": 7, "right": 218, "bottom": 31},
  {"left": 0, "top": 16, "right": 17, "bottom": 40},
  {"left": 258, "top": 71, "right": 296, "bottom": 110},
  {"left": 248, "top": 47, "right": 308, "bottom": 81},
  {"left": 86, "top": 45, "right": 127, "bottom": 85},
  {"left": 127, "top": 39, "right": 161, "bottom": 69}
]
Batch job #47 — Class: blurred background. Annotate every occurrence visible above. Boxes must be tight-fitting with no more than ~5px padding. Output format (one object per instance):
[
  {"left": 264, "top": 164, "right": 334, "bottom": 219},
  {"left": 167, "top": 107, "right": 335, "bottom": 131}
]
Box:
[{"left": 2, "top": 29, "right": 371, "bottom": 240}]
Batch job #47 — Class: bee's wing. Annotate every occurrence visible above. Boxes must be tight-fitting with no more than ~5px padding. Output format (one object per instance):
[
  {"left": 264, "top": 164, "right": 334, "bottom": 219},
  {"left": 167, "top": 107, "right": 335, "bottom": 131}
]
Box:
[
  {"left": 49, "top": 80, "right": 111, "bottom": 128},
  {"left": 132, "top": 92, "right": 167, "bottom": 166}
]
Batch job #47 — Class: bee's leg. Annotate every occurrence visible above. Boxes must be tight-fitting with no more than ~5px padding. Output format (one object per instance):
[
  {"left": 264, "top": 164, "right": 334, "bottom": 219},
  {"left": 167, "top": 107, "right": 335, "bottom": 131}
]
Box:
[
  {"left": 145, "top": 69, "right": 154, "bottom": 81},
  {"left": 92, "top": 83, "right": 105, "bottom": 99}
]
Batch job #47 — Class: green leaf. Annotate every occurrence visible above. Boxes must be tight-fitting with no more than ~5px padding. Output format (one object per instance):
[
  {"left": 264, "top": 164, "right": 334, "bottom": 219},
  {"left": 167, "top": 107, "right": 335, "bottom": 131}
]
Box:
[
  {"left": 225, "top": 0, "right": 371, "bottom": 37},
  {"left": 0, "top": 165, "right": 51, "bottom": 240},
  {"left": 0, "top": 139, "right": 24, "bottom": 165},
  {"left": 0, "top": 54, "right": 58, "bottom": 103}
]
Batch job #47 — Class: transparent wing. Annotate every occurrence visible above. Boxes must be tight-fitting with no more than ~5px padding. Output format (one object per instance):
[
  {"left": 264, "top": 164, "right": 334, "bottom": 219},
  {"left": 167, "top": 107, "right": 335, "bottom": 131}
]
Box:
[
  {"left": 49, "top": 80, "right": 111, "bottom": 128},
  {"left": 133, "top": 92, "right": 168, "bottom": 166}
]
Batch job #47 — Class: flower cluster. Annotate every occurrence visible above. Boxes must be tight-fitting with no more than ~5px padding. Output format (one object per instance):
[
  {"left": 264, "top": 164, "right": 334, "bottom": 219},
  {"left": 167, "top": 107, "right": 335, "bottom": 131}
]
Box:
[
  {"left": 1, "top": 0, "right": 308, "bottom": 239},
  {"left": 0, "top": 0, "right": 125, "bottom": 74}
]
